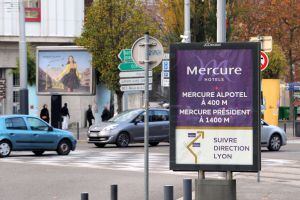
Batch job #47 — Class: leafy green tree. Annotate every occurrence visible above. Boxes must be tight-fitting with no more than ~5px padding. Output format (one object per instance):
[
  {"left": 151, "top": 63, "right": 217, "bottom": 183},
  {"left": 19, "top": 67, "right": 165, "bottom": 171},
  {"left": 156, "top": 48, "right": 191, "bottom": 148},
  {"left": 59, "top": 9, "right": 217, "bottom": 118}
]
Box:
[
  {"left": 76, "top": 0, "right": 160, "bottom": 112},
  {"left": 262, "top": 44, "right": 288, "bottom": 79},
  {"left": 13, "top": 44, "right": 36, "bottom": 85}
]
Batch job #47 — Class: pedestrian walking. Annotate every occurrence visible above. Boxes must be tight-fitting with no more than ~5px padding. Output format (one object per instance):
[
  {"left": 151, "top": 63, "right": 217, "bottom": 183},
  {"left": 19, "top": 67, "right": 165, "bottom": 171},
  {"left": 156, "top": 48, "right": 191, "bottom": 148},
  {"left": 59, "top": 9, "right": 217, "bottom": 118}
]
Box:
[
  {"left": 61, "top": 103, "right": 70, "bottom": 130},
  {"left": 86, "top": 105, "right": 95, "bottom": 127},
  {"left": 40, "top": 104, "right": 50, "bottom": 123},
  {"left": 101, "top": 106, "right": 111, "bottom": 122}
]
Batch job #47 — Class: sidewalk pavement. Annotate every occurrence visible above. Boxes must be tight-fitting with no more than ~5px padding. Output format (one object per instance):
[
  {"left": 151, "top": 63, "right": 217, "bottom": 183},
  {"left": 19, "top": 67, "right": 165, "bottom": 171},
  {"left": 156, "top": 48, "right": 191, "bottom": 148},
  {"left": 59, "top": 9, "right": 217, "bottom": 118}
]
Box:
[{"left": 177, "top": 178, "right": 300, "bottom": 200}]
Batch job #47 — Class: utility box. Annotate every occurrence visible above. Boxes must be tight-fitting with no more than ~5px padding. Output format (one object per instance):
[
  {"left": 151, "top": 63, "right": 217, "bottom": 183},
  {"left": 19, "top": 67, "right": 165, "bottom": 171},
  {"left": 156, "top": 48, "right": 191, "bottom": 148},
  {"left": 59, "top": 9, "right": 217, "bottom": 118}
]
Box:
[{"left": 195, "top": 179, "right": 236, "bottom": 200}]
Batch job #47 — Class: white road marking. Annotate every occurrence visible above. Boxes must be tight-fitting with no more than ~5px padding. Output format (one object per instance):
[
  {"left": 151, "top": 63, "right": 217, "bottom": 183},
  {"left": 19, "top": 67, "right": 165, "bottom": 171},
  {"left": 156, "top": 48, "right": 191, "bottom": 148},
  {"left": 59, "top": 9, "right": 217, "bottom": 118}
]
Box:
[{"left": 1, "top": 150, "right": 300, "bottom": 187}]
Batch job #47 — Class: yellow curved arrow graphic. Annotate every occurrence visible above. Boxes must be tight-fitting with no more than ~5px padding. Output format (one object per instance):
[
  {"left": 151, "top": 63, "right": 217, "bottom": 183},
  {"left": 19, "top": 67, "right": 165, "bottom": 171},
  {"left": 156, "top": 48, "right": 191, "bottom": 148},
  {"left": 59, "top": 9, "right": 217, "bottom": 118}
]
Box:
[{"left": 186, "top": 131, "right": 204, "bottom": 164}]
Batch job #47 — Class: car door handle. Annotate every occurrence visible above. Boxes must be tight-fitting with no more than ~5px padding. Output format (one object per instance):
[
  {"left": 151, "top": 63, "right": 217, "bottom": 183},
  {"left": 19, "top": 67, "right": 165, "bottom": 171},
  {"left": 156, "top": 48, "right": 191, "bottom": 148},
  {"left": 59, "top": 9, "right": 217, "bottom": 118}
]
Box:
[
  {"left": 33, "top": 134, "right": 39, "bottom": 137},
  {"left": 9, "top": 133, "right": 15, "bottom": 136}
]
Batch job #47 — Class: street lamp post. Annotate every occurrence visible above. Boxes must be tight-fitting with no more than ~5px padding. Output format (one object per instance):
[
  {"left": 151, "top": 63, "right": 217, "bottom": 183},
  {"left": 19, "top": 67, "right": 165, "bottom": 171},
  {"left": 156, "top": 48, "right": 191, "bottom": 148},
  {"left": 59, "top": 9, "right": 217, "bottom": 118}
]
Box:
[{"left": 19, "top": 0, "right": 28, "bottom": 114}]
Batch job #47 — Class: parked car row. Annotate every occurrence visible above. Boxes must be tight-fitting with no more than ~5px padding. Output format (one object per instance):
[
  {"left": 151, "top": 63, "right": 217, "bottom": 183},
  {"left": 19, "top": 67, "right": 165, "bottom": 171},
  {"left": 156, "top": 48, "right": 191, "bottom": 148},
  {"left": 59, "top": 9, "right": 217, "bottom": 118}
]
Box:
[
  {"left": 0, "top": 110, "right": 287, "bottom": 158},
  {"left": 87, "top": 108, "right": 287, "bottom": 151}
]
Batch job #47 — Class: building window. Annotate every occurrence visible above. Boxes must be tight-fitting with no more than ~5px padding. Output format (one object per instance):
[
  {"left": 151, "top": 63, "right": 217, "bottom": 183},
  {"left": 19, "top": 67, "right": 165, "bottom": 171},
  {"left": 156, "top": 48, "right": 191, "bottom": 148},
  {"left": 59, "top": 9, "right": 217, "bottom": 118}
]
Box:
[
  {"left": 13, "top": 74, "right": 20, "bottom": 87},
  {"left": 13, "top": 91, "right": 20, "bottom": 103},
  {"left": 25, "top": 0, "right": 41, "bottom": 22}
]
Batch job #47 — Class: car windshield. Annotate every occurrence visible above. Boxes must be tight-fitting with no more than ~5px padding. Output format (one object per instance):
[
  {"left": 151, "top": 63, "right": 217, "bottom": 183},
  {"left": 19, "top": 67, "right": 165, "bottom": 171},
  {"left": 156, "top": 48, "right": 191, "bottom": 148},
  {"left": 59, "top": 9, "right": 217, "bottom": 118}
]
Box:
[{"left": 108, "top": 109, "right": 142, "bottom": 123}]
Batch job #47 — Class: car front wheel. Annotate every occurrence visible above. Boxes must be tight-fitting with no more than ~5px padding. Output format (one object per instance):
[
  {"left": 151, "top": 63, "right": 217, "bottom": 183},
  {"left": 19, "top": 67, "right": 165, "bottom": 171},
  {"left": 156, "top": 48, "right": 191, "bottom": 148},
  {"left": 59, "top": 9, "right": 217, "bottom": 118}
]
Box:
[
  {"left": 116, "top": 132, "right": 130, "bottom": 147},
  {"left": 0, "top": 141, "right": 11, "bottom": 158},
  {"left": 32, "top": 150, "right": 45, "bottom": 156},
  {"left": 57, "top": 140, "right": 71, "bottom": 155},
  {"left": 268, "top": 134, "right": 282, "bottom": 151}
]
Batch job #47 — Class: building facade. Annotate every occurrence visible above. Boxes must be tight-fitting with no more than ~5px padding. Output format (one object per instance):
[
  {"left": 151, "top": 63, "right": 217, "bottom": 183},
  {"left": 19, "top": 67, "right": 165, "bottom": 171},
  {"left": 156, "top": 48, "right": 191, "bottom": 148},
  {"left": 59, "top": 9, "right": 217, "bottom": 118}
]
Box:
[{"left": 0, "top": 0, "right": 110, "bottom": 127}]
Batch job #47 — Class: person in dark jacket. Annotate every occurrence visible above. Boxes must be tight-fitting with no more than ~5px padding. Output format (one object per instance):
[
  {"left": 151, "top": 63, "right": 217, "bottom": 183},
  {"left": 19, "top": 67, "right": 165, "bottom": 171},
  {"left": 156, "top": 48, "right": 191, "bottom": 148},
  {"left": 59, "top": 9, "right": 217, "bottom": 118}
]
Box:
[
  {"left": 86, "top": 105, "right": 95, "bottom": 127},
  {"left": 40, "top": 104, "right": 50, "bottom": 123},
  {"left": 101, "top": 106, "right": 111, "bottom": 122},
  {"left": 61, "top": 103, "right": 70, "bottom": 130}
]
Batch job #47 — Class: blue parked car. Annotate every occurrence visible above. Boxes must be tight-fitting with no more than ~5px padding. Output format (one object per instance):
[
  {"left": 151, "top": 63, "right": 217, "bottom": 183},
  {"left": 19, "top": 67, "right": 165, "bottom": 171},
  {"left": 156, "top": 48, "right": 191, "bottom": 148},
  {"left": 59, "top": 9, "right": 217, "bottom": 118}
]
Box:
[{"left": 0, "top": 115, "right": 77, "bottom": 158}]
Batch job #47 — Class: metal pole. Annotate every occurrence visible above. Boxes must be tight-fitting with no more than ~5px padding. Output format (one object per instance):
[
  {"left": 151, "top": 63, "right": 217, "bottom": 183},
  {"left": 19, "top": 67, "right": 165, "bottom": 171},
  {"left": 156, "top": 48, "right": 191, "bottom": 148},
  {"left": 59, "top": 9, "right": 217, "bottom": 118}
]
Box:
[
  {"left": 81, "top": 193, "right": 89, "bottom": 200},
  {"left": 226, "top": 171, "right": 233, "bottom": 180},
  {"left": 77, "top": 122, "right": 80, "bottom": 140},
  {"left": 164, "top": 185, "right": 174, "bottom": 200},
  {"left": 19, "top": 0, "right": 28, "bottom": 114},
  {"left": 184, "top": 0, "right": 191, "bottom": 43},
  {"left": 257, "top": 171, "right": 260, "bottom": 182},
  {"left": 198, "top": 170, "right": 205, "bottom": 180},
  {"left": 217, "top": 0, "right": 230, "bottom": 180},
  {"left": 217, "top": 0, "right": 226, "bottom": 43},
  {"left": 183, "top": 179, "right": 192, "bottom": 200},
  {"left": 284, "top": 122, "right": 287, "bottom": 133},
  {"left": 111, "top": 184, "right": 118, "bottom": 200},
  {"left": 144, "top": 32, "right": 150, "bottom": 200}
]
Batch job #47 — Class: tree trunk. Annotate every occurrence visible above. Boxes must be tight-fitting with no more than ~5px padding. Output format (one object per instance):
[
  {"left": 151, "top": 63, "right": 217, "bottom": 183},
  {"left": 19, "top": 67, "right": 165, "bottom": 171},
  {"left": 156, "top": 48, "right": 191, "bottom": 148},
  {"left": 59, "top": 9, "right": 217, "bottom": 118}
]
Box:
[{"left": 115, "top": 90, "right": 123, "bottom": 113}]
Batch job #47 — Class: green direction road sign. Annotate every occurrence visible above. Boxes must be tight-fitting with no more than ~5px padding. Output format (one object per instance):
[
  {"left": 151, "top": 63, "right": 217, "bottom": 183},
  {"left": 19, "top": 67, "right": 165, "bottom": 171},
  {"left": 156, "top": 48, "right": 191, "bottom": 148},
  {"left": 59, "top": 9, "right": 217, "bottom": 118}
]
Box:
[
  {"left": 118, "top": 49, "right": 133, "bottom": 62},
  {"left": 118, "top": 62, "right": 143, "bottom": 71}
]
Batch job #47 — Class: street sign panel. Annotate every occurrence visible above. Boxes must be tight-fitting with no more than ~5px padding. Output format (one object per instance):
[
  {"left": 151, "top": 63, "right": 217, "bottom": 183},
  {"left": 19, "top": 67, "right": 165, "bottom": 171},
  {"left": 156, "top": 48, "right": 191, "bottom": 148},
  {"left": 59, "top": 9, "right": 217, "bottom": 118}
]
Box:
[
  {"left": 118, "top": 62, "right": 143, "bottom": 71},
  {"left": 119, "top": 71, "right": 152, "bottom": 78},
  {"left": 260, "top": 51, "right": 269, "bottom": 71},
  {"left": 162, "top": 79, "right": 169, "bottom": 87},
  {"left": 170, "top": 42, "right": 260, "bottom": 172},
  {"left": 120, "top": 84, "right": 152, "bottom": 91},
  {"left": 162, "top": 72, "right": 170, "bottom": 78},
  {"left": 162, "top": 60, "right": 170, "bottom": 71},
  {"left": 132, "top": 36, "right": 164, "bottom": 69},
  {"left": 118, "top": 49, "right": 133, "bottom": 62},
  {"left": 250, "top": 36, "right": 272, "bottom": 52},
  {"left": 119, "top": 77, "right": 152, "bottom": 85},
  {"left": 163, "top": 53, "right": 170, "bottom": 60}
]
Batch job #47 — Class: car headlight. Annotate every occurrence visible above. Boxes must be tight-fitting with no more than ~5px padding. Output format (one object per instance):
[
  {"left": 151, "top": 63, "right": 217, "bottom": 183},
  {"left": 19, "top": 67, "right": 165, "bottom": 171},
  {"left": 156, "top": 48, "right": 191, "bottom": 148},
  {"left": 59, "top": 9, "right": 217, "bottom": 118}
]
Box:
[{"left": 102, "top": 124, "right": 118, "bottom": 132}]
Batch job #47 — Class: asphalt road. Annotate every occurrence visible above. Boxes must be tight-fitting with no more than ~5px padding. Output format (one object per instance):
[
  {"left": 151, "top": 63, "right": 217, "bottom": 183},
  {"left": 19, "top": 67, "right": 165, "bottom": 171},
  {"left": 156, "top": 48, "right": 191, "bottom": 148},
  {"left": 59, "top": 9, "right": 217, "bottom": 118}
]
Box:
[{"left": 1, "top": 140, "right": 300, "bottom": 200}]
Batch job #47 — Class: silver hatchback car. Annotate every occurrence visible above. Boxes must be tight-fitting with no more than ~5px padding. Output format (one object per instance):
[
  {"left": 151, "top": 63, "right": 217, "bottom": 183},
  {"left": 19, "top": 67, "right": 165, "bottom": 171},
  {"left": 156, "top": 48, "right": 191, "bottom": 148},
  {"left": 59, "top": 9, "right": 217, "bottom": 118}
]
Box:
[
  {"left": 87, "top": 108, "right": 169, "bottom": 147},
  {"left": 261, "top": 120, "right": 287, "bottom": 151}
]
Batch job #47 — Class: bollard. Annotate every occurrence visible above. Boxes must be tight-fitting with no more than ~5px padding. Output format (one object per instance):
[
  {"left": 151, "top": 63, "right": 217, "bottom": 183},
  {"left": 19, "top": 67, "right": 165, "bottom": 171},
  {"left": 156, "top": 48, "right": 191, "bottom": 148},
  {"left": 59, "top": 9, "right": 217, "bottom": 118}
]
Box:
[
  {"left": 164, "top": 185, "right": 174, "bottom": 200},
  {"left": 77, "top": 122, "right": 80, "bottom": 140},
  {"left": 111, "top": 184, "right": 118, "bottom": 200},
  {"left": 284, "top": 123, "right": 287, "bottom": 133},
  {"left": 81, "top": 192, "right": 89, "bottom": 200},
  {"left": 183, "top": 178, "right": 192, "bottom": 200}
]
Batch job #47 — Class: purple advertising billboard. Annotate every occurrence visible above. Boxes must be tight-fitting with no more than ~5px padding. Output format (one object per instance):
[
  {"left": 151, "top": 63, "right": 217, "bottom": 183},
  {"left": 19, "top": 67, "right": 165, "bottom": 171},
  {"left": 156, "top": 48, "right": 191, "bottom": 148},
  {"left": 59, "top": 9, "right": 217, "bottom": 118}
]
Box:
[{"left": 170, "top": 43, "right": 261, "bottom": 172}]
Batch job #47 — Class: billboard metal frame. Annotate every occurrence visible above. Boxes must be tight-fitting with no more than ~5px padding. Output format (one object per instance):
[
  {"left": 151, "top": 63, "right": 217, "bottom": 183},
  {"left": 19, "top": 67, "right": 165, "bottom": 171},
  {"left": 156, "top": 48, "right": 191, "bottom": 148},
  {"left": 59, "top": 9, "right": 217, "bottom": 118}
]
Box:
[
  {"left": 36, "top": 46, "right": 95, "bottom": 96},
  {"left": 169, "top": 42, "right": 261, "bottom": 172}
]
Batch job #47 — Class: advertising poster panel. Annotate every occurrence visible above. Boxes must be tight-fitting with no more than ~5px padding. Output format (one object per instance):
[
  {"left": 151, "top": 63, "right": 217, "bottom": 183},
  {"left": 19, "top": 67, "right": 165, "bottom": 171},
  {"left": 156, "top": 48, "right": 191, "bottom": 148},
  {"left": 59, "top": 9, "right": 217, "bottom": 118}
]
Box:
[
  {"left": 37, "top": 46, "right": 93, "bottom": 95},
  {"left": 262, "top": 79, "right": 280, "bottom": 126},
  {"left": 170, "top": 43, "right": 261, "bottom": 172}
]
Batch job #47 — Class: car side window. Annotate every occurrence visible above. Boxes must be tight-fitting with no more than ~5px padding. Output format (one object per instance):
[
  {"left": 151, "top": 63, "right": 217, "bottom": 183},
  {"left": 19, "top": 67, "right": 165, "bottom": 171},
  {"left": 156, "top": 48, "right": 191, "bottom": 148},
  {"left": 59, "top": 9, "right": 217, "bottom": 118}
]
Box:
[
  {"left": 152, "top": 110, "right": 169, "bottom": 122},
  {"left": 135, "top": 111, "right": 154, "bottom": 122},
  {"left": 5, "top": 117, "right": 27, "bottom": 130},
  {"left": 136, "top": 112, "right": 145, "bottom": 122},
  {"left": 27, "top": 117, "right": 49, "bottom": 131}
]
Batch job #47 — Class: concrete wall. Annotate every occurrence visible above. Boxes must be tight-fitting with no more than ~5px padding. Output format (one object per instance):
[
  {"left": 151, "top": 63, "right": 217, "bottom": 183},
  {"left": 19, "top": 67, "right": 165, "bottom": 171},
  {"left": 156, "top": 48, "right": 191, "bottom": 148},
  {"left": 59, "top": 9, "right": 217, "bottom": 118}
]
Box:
[{"left": 0, "top": 0, "right": 84, "bottom": 37}]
